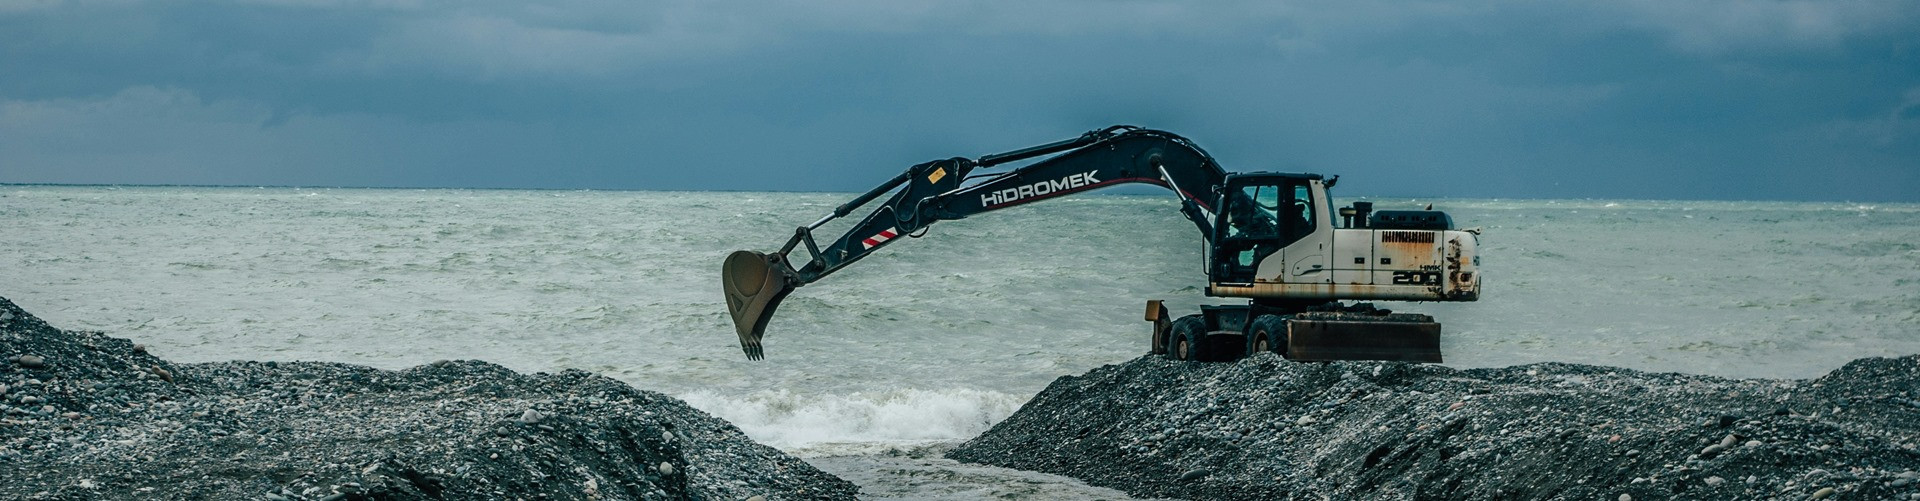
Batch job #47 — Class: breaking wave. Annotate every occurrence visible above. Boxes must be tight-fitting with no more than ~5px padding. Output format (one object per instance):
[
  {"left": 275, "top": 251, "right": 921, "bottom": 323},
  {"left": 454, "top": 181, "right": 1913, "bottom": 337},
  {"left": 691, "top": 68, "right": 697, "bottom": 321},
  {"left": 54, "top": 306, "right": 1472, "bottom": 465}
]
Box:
[{"left": 676, "top": 388, "right": 1027, "bottom": 456}]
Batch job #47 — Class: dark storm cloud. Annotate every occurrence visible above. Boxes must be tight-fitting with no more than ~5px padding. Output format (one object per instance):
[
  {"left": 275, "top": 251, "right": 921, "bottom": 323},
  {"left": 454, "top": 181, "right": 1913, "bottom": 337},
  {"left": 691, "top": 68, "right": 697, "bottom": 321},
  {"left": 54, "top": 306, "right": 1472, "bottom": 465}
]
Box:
[{"left": 2, "top": 0, "right": 1916, "bottom": 201}]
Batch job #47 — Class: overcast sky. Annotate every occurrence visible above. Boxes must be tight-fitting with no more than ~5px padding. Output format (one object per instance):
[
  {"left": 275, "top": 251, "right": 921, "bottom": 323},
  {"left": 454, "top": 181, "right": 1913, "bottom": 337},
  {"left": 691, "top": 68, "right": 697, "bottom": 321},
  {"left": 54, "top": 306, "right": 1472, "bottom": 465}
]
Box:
[{"left": 2, "top": 1, "right": 1917, "bottom": 201}]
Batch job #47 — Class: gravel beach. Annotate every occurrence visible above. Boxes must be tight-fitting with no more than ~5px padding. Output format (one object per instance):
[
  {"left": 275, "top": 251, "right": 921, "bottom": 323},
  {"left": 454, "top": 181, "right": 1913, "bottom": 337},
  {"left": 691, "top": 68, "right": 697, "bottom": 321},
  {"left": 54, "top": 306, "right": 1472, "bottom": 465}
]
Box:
[
  {"left": 0, "top": 297, "right": 857, "bottom": 500},
  {"left": 12, "top": 287, "right": 1920, "bottom": 501},
  {"left": 950, "top": 352, "right": 1920, "bottom": 500}
]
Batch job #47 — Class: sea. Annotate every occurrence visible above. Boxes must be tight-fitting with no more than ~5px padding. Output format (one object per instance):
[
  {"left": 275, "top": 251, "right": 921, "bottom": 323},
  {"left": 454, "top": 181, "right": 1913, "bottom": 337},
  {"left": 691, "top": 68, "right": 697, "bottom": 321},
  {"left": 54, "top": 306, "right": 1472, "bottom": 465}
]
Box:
[{"left": 4, "top": 185, "right": 1917, "bottom": 498}]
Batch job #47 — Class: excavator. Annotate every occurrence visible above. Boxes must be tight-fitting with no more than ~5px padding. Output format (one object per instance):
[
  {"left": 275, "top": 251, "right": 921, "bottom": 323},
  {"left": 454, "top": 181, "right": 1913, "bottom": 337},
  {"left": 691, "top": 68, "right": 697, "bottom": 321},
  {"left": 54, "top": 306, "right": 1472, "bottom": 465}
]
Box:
[{"left": 722, "top": 126, "right": 1480, "bottom": 362}]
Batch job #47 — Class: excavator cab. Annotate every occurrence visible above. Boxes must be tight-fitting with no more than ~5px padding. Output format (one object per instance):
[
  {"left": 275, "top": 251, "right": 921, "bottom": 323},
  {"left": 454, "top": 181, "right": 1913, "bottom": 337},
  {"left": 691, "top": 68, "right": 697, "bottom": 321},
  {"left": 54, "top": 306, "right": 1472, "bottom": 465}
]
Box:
[{"left": 1212, "top": 175, "right": 1318, "bottom": 284}]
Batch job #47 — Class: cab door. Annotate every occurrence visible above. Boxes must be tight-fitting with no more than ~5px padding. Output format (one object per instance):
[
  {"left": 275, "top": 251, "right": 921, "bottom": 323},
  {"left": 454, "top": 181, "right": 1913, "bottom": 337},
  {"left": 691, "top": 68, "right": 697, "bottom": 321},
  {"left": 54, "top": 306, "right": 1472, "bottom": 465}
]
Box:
[
  {"left": 1211, "top": 181, "right": 1289, "bottom": 284},
  {"left": 1256, "top": 182, "right": 1332, "bottom": 284}
]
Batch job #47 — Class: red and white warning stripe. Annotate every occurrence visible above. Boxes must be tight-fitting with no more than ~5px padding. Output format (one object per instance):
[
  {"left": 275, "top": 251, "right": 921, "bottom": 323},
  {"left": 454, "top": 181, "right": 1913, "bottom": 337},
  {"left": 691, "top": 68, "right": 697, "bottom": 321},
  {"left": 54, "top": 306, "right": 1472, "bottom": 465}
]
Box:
[{"left": 861, "top": 227, "right": 900, "bottom": 249}]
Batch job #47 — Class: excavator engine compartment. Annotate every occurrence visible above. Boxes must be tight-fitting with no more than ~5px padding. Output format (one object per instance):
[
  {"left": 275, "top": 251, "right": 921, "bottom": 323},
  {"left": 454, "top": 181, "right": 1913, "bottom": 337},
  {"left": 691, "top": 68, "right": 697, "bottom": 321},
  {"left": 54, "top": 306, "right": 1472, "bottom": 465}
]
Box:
[{"left": 1369, "top": 210, "right": 1454, "bottom": 230}]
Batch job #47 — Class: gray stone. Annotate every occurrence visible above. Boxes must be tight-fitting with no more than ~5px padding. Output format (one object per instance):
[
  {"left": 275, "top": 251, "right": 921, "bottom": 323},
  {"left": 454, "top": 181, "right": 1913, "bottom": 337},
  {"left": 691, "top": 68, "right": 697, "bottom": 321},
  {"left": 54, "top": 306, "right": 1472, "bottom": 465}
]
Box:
[
  {"left": 1809, "top": 486, "right": 1835, "bottom": 500},
  {"left": 658, "top": 462, "right": 676, "bottom": 476},
  {"left": 1745, "top": 440, "right": 1763, "bottom": 448},
  {"left": 17, "top": 355, "right": 44, "bottom": 368},
  {"left": 1705, "top": 476, "right": 1725, "bottom": 486},
  {"left": 518, "top": 409, "right": 544, "bottom": 424},
  {"left": 1179, "top": 469, "right": 1210, "bottom": 482}
]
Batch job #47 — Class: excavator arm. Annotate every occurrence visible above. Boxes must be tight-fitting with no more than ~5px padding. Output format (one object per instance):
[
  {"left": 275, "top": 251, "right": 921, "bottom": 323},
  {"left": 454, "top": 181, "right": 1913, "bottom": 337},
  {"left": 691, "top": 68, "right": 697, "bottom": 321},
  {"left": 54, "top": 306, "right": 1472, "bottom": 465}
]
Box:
[{"left": 722, "top": 125, "right": 1228, "bottom": 359}]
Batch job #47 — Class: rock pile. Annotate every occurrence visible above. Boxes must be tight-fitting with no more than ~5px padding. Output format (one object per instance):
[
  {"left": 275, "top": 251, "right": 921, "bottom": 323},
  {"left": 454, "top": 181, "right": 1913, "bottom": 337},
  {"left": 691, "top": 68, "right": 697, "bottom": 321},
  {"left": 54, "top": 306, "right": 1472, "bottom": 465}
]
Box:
[
  {"left": 0, "top": 297, "right": 856, "bottom": 500},
  {"left": 950, "top": 353, "right": 1920, "bottom": 500}
]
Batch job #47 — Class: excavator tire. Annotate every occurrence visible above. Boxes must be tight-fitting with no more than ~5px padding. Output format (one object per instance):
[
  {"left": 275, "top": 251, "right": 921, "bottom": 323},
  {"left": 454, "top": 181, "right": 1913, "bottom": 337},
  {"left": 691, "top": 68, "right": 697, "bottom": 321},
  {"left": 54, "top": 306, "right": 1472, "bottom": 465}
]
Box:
[
  {"left": 1167, "top": 315, "right": 1207, "bottom": 361},
  {"left": 1247, "top": 314, "right": 1287, "bottom": 357}
]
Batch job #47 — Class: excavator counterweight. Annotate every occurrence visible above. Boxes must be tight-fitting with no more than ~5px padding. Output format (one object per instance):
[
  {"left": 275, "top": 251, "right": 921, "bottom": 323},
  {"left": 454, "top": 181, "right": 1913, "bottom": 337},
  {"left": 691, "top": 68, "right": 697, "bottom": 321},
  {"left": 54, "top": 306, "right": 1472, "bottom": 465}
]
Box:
[{"left": 720, "top": 125, "right": 1479, "bottom": 362}]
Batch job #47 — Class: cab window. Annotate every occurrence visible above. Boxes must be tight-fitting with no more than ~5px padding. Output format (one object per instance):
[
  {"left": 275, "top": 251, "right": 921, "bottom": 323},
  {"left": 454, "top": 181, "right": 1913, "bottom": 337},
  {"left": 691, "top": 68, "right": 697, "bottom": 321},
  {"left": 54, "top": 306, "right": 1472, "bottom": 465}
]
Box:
[{"left": 1215, "top": 180, "right": 1316, "bottom": 282}]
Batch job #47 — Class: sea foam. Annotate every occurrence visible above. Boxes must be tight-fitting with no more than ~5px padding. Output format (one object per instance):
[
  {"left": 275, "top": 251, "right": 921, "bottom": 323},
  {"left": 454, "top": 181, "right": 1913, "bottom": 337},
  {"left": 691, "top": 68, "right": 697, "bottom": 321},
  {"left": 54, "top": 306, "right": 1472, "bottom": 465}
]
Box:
[{"left": 677, "top": 388, "right": 1027, "bottom": 456}]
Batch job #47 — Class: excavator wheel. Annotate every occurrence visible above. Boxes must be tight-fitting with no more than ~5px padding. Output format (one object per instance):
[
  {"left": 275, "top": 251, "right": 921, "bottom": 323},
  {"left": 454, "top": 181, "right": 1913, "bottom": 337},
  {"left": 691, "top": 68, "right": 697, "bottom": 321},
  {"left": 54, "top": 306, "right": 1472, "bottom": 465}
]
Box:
[
  {"left": 1247, "top": 314, "right": 1287, "bottom": 357},
  {"left": 1167, "top": 315, "right": 1206, "bottom": 361}
]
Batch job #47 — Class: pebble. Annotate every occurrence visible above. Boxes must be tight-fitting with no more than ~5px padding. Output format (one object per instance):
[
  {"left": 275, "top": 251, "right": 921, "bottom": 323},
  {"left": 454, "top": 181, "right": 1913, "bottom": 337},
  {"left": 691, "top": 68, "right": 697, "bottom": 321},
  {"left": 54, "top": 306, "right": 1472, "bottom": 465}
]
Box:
[
  {"left": 1178, "top": 469, "right": 1210, "bottom": 482},
  {"left": 519, "top": 409, "right": 545, "bottom": 424},
  {"left": 1618, "top": 494, "right": 1631, "bottom": 501},
  {"left": 1809, "top": 486, "right": 1835, "bottom": 499},
  {"left": 0, "top": 311, "right": 14, "bottom": 321},
  {"left": 1746, "top": 440, "right": 1763, "bottom": 448},
  {"left": 1705, "top": 476, "right": 1724, "bottom": 486},
  {"left": 17, "top": 354, "right": 45, "bottom": 369},
  {"left": 1700, "top": 443, "right": 1728, "bottom": 458},
  {"left": 658, "top": 462, "right": 676, "bottom": 476},
  {"left": 745, "top": 496, "right": 766, "bottom": 501},
  {"left": 1296, "top": 415, "right": 1318, "bottom": 426},
  {"left": 1719, "top": 434, "right": 1739, "bottom": 448}
]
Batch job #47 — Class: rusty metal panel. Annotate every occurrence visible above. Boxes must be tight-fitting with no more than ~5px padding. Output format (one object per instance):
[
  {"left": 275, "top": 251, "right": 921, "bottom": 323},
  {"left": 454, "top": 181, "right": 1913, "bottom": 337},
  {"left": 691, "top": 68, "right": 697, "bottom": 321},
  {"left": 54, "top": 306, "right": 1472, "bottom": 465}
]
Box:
[
  {"left": 1441, "top": 231, "right": 1481, "bottom": 301},
  {"left": 1331, "top": 228, "right": 1373, "bottom": 285},
  {"left": 1286, "top": 318, "right": 1443, "bottom": 363},
  {"left": 1379, "top": 231, "right": 1435, "bottom": 244}
]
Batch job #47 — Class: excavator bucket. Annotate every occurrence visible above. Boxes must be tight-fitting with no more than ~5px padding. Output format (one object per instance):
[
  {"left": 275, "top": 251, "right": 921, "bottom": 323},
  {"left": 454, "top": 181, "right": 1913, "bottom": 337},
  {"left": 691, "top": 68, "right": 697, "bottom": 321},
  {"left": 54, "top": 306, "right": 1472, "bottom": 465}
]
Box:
[
  {"left": 722, "top": 250, "right": 799, "bottom": 360},
  {"left": 1285, "top": 312, "right": 1443, "bottom": 363}
]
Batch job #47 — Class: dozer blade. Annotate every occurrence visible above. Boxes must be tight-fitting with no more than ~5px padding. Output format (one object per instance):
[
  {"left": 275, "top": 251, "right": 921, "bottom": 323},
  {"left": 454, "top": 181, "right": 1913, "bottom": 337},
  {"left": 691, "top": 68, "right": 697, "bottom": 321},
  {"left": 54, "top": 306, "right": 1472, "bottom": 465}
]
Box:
[
  {"left": 1286, "top": 313, "right": 1443, "bottom": 363},
  {"left": 722, "top": 250, "right": 798, "bottom": 361}
]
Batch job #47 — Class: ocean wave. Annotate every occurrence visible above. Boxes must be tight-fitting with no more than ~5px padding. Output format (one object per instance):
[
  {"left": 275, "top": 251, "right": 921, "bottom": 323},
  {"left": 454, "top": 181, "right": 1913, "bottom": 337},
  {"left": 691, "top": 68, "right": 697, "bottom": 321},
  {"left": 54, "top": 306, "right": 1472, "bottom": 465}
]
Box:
[{"left": 676, "top": 388, "right": 1027, "bottom": 457}]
